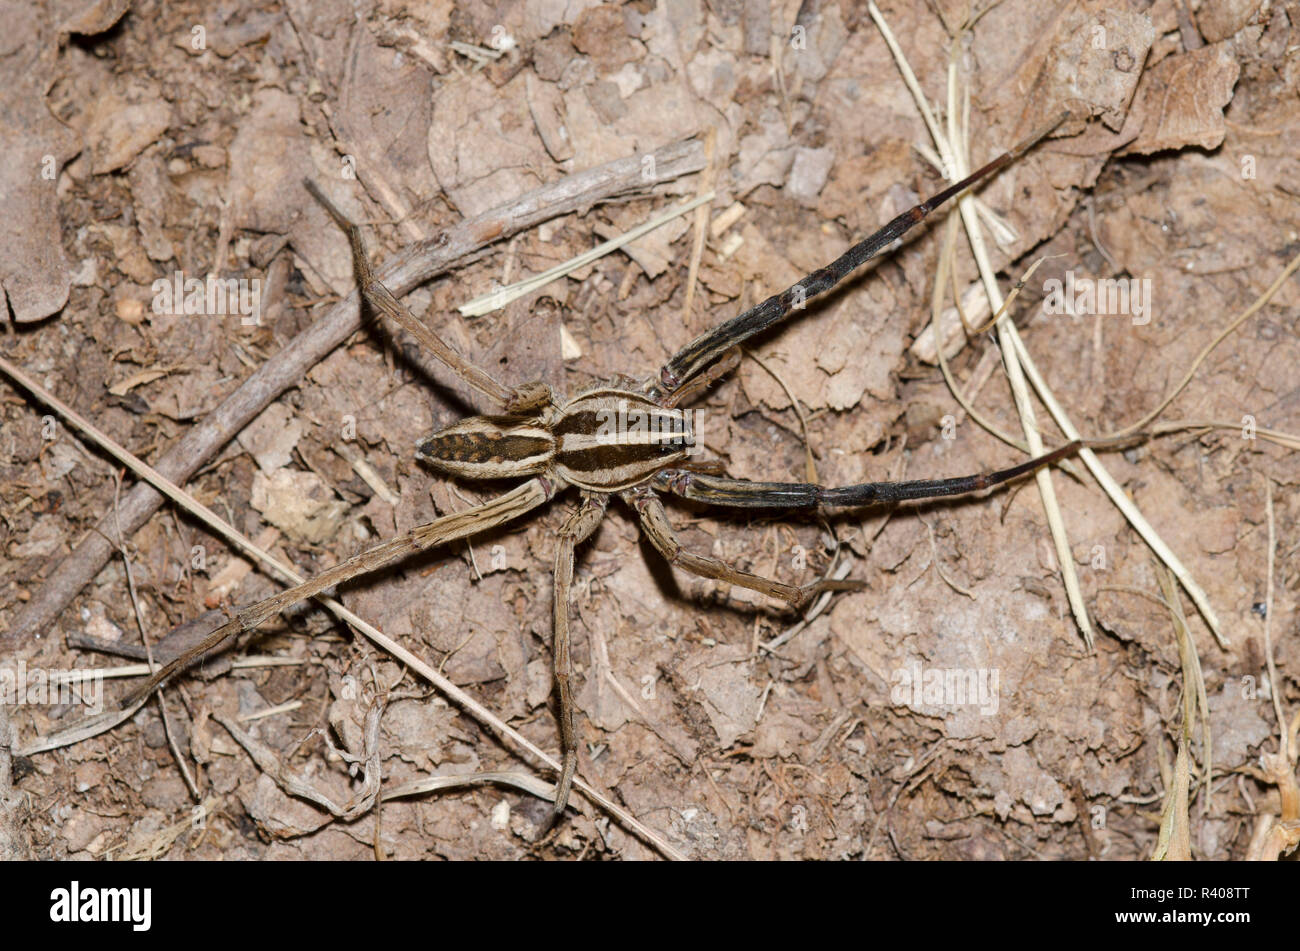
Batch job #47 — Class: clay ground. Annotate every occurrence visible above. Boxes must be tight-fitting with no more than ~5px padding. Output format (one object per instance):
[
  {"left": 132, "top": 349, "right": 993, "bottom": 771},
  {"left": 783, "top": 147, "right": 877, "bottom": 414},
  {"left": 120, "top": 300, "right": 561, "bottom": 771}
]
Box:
[{"left": 1, "top": 0, "right": 1298, "bottom": 861}]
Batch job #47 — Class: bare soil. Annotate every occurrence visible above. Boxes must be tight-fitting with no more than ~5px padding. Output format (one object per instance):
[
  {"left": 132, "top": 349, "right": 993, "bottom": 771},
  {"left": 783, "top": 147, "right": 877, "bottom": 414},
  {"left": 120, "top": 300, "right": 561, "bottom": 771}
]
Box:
[{"left": 1, "top": 0, "right": 1298, "bottom": 860}]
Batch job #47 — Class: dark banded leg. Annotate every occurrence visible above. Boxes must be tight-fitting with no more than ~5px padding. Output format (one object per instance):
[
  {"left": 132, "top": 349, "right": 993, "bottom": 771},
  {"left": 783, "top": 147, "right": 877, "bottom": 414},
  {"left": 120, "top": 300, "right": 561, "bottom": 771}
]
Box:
[
  {"left": 126, "top": 478, "right": 558, "bottom": 707},
  {"left": 305, "top": 181, "right": 551, "bottom": 415},
  {"left": 625, "top": 487, "right": 862, "bottom": 608},
  {"left": 660, "top": 347, "right": 740, "bottom": 408},
  {"left": 550, "top": 491, "right": 609, "bottom": 821},
  {"left": 649, "top": 113, "right": 1067, "bottom": 397},
  {"left": 652, "top": 440, "right": 1083, "bottom": 509}
]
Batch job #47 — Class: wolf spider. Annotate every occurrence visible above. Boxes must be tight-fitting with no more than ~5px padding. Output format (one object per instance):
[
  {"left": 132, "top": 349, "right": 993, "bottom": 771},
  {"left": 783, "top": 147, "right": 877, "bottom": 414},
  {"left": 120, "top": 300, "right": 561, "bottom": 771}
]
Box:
[{"left": 131, "top": 114, "right": 1080, "bottom": 823}]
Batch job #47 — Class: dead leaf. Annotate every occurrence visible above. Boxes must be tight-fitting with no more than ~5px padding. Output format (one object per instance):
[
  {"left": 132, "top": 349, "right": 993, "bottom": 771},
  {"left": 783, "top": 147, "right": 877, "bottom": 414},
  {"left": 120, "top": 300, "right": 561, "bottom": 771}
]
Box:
[
  {"left": 1120, "top": 43, "right": 1240, "bottom": 154},
  {"left": 0, "top": 2, "right": 78, "bottom": 322},
  {"left": 107, "top": 364, "right": 189, "bottom": 396},
  {"left": 250, "top": 469, "right": 348, "bottom": 545},
  {"left": 58, "top": 0, "right": 130, "bottom": 37}
]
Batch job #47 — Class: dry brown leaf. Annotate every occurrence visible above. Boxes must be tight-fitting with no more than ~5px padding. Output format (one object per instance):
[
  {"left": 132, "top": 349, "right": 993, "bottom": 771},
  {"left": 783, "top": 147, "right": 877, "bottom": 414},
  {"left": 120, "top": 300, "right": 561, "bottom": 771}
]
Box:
[
  {"left": 107, "top": 364, "right": 189, "bottom": 397},
  {"left": 1120, "top": 43, "right": 1240, "bottom": 154}
]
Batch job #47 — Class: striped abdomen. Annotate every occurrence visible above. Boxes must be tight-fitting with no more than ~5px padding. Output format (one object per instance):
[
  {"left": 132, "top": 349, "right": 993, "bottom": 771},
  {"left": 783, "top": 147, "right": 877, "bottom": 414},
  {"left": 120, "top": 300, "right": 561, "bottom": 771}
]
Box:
[
  {"left": 416, "top": 416, "right": 555, "bottom": 480},
  {"left": 554, "top": 389, "right": 694, "bottom": 490}
]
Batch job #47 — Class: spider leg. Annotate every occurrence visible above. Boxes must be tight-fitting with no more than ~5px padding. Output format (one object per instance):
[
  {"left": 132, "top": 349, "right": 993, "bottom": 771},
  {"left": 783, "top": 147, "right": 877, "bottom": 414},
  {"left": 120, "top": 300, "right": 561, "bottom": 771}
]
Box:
[
  {"left": 652, "top": 440, "right": 1083, "bottom": 508},
  {"left": 126, "top": 478, "right": 559, "bottom": 707},
  {"left": 624, "top": 487, "right": 862, "bottom": 609},
  {"left": 658, "top": 346, "right": 741, "bottom": 408},
  {"left": 550, "top": 491, "right": 609, "bottom": 821},
  {"left": 305, "top": 180, "right": 552, "bottom": 415},
  {"left": 650, "top": 113, "right": 1067, "bottom": 397}
]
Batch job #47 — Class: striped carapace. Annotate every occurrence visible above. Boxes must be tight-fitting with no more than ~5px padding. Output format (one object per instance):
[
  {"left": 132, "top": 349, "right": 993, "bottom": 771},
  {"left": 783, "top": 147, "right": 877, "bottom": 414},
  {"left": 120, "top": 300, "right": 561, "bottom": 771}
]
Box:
[{"left": 417, "top": 388, "right": 696, "bottom": 491}]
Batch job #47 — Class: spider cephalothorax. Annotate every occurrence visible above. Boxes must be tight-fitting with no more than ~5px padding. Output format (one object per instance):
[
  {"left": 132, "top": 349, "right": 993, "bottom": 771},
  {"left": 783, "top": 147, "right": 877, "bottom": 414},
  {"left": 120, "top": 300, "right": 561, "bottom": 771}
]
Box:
[{"left": 417, "top": 386, "right": 697, "bottom": 491}]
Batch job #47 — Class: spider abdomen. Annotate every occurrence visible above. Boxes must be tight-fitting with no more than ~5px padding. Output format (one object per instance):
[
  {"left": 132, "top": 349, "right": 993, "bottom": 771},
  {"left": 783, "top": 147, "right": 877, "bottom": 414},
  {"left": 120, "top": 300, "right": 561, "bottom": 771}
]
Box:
[
  {"left": 554, "top": 389, "right": 694, "bottom": 490},
  {"left": 416, "top": 417, "right": 556, "bottom": 480}
]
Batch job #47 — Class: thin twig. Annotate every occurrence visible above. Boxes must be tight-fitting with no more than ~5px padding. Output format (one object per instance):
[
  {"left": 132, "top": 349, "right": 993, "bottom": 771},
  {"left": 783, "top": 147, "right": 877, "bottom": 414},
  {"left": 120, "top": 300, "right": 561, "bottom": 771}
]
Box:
[
  {"left": 1104, "top": 248, "right": 1300, "bottom": 440},
  {"left": 1258, "top": 474, "right": 1285, "bottom": 756},
  {"left": 744, "top": 348, "right": 818, "bottom": 483},
  {"left": 1156, "top": 564, "right": 1212, "bottom": 815},
  {"left": 918, "top": 512, "right": 975, "bottom": 600},
  {"left": 110, "top": 472, "right": 199, "bottom": 802},
  {"left": 930, "top": 213, "right": 1029, "bottom": 454},
  {"left": 679, "top": 127, "right": 718, "bottom": 328},
  {"left": 458, "top": 191, "right": 716, "bottom": 316}
]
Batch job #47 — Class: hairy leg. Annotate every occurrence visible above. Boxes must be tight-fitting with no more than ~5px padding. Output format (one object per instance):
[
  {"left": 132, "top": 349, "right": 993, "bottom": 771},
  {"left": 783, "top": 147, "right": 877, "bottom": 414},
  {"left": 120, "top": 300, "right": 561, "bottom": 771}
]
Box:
[
  {"left": 306, "top": 180, "right": 551, "bottom": 415},
  {"left": 650, "top": 114, "right": 1066, "bottom": 396},
  {"left": 127, "top": 478, "right": 558, "bottom": 706},
  {"left": 652, "top": 441, "right": 1083, "bottom": 508},
  {"left": 550, "top": 492, "right": 609, "bottom": 820},
  {"left": 625, "top": 487, "right": 861, "bottom": 608}
]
